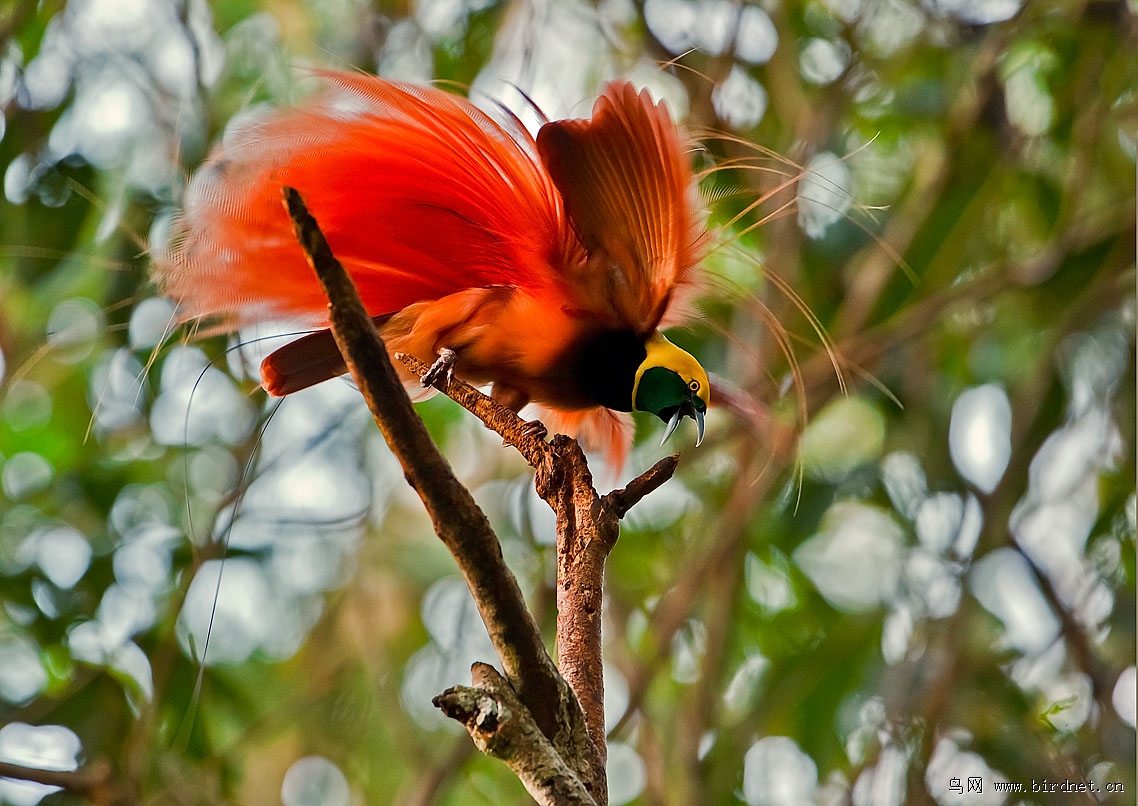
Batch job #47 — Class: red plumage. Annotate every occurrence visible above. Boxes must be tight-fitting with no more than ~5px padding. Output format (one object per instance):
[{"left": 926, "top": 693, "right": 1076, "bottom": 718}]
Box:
[{"left": 155, "top": 71, "right": 705, "bottom": 468}]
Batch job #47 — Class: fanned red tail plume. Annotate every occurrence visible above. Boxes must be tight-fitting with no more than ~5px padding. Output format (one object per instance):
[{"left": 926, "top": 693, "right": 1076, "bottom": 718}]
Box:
[{"left": 156, "top": 72, "right": 572, "bottom": 329}]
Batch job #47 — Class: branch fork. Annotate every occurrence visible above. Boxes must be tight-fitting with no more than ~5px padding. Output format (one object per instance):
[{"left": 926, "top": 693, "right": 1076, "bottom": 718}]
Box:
[{"left": 282, "top": 187, "right": 679, "bottom": 805}]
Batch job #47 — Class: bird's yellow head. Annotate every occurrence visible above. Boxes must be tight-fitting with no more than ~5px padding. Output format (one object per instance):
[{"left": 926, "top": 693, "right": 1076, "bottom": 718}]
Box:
[{"left": 632, "top": 333, "right": 709, "bottom": 445}]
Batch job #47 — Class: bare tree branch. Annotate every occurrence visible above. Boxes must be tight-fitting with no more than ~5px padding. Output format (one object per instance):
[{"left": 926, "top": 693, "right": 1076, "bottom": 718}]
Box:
[
  {"left": 282, "top": 186, "right": 600, "bottom": 799},
  {"left": 399, "top": 350, "right": 680, "bottom": 773},
  {"left": 284, "top": 186, "right": 686, "bottom": 805},
  {"left": 434, "top": 663, "right": 599, "bottom": 806}
]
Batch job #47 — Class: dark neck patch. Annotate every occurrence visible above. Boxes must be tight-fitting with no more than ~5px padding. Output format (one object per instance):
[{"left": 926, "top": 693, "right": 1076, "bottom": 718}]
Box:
[{"left": 573, "top": 329, "right": 647, "bottom": 411}]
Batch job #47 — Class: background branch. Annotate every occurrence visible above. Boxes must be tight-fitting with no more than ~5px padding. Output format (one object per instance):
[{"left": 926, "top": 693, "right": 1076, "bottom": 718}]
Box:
[{"left": 0, "top": 759, "right": 132, "bottom": 806}]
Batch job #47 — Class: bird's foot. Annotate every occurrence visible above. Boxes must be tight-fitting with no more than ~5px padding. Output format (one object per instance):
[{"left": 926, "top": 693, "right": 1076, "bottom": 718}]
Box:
[
  {"left": 420, "top": 348, "right": 457, "bottom": 389},
  {"left": 503, "top": 420, "right": 547, "bottom": 448},
  {"left": 517, "top": 419, "right": 548, "bottom": 442}
]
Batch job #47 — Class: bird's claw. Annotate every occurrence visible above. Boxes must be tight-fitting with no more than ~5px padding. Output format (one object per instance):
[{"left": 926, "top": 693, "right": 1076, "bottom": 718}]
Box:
[
  {"left": 519, "top": 419, "right": 548, "bottom": 441},
  {"left": 504, "top": 419, "right": 547, "bottom": 448},
  {"left": 421, "top": 348, "right": 457, "bottom": 388}
]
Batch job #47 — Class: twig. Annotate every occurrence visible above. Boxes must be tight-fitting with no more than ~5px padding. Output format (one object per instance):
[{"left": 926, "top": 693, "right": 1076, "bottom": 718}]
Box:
[
  {"left": 0, "top": 759, "right": 132, "bottom": 806},
  {"left": 602, "top": 455, "right": 681, "bottom": 519},
  {"left": 394, "top": 351, "right": 553, "bottom": 470},
  {"left": 434, "top": 663, "right": 599, "bottom": 806}
]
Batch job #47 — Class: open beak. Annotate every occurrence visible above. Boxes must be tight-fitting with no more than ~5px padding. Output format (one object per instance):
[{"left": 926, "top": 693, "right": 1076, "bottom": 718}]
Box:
[{"left": 659, "top": 396, "right": 706, "bottom": 447}]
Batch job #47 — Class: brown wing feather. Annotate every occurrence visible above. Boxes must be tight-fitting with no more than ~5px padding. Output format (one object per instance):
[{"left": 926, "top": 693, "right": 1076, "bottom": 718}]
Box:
[{"left": 536, "top": 82, "right": 703, "bottom": 334}]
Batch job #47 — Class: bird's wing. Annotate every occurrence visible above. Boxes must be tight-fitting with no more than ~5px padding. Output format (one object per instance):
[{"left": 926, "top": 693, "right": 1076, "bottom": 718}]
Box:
[
  {"left": 155, "top": 71, "right": 572, "bottom": 328},
  {"left": 536, "top": 82, "right": 704, "bottom": 336}
]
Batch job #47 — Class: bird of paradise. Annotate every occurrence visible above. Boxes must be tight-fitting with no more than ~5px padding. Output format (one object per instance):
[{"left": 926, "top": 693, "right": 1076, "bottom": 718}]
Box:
[{"left": 156, "top": 71, "right": 711, "bottom": 469}]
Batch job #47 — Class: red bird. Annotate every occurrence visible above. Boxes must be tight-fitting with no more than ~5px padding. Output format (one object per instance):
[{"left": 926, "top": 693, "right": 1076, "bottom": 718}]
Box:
[{"left": 155, "top": 71, "right": 710, "bottom": 468}]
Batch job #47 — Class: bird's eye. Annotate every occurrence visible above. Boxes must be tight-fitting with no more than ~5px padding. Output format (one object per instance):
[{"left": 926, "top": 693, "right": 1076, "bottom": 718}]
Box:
[{"left": 688, "top": 380, "right": 700, "bottom": 392}]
